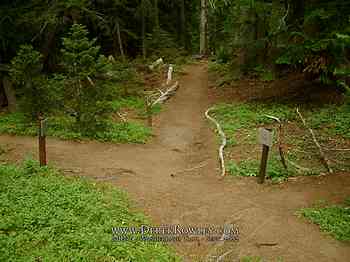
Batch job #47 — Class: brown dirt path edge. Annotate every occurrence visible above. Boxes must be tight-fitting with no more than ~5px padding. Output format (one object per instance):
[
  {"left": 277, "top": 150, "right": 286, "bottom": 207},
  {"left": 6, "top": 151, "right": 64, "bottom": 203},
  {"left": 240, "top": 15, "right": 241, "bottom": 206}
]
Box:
[{"left": 1, "top": 62, "right": 350, "bottom": 261}]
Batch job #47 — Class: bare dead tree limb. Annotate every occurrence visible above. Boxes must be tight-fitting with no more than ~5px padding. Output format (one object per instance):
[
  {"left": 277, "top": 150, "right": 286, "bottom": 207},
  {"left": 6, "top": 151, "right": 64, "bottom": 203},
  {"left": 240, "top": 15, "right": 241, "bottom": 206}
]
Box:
[
  {"left": 215, "top": 249, "right": 235, "bottom": 262},
  {"left": 151, "top": 81, "right": 179, "bottom": 106},
  {"left": 149, "top": 57, "right": 164, "bottom": 70},
  {"left": 264, "top": 114, "right": 288, "bottom": 171},
  {"left": 324, "top": 148, "right": 350, "bottom": 152},
  {"left": 285, "top": 158, "right": 312, "bottom": 174},
  {"left": 205, "top": 107, "right": 227, "bottom": 177},
  {"left": 296, "top": 108, "right": 333, "bottom": 173}
]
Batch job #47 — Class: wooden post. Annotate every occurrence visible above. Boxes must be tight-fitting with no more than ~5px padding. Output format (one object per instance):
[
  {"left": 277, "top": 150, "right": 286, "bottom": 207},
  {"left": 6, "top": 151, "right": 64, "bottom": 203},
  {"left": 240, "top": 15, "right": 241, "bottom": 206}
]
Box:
[
  {"left": 257, "top": 128, "right": 273, "bottom": 184},
  {"left": 258, "top": 144, "right": 270, "bottom": 184},
  {"left": 38, "top": 116, "right": 47, "bottom": 166},
  {"left": 145, "top": 98, "right": 152, "bottom": 127}
]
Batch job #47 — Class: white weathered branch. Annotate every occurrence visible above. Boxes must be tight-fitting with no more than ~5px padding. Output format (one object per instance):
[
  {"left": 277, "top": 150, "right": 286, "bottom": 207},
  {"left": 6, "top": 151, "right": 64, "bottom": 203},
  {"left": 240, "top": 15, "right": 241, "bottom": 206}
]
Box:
[
  {"left": 216, "top": 249, "right": 235, "bottom": 262},
  {"left": 296, "top": 108, "right": 333, "bottom": 173},
  {"left": 285, "top": 158, "right": 312, "bottom": 174},
  {"left": 166, "top": 64, "right": 173, "bottom": 85},
  {"left": 151, "top": 81, "right": 179, "bottom": 106},
  {"left": 205, "top": 107, "right": 227, "bottom": 177},
  {"left": 149, "top": 58, "right": 164, "bottom": 70},
  {"left": 264, "top": 114, "right": 288, "bottom": 170},
  {"left": 324, "top": 148, "right": 350, "bottom": 152},
  {"left": 87, "top": 76, "right": 95, "bottom": 86},
  {"left": 277, "top": 3, "right": 289, "bottom": 32}
]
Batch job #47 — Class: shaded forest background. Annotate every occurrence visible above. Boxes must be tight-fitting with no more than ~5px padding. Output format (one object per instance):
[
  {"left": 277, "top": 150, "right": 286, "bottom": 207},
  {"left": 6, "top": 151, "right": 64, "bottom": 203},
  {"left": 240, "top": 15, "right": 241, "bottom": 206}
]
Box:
[{"left": 0, "top": 0, "right": 349, "bottom": 136}]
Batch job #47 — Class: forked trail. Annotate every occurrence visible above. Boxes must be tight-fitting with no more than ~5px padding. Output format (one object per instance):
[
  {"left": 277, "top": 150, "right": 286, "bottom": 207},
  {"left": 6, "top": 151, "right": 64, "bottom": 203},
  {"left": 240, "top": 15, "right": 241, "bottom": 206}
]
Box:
[{"left": 1, "top": 63, "right": 349, "bottom": 261}]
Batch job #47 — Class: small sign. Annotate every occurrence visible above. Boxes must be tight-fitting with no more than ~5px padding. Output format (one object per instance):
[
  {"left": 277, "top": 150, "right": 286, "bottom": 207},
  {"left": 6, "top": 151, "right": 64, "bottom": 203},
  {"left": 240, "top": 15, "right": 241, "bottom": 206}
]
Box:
[{"left": 258, "top": 128, "right": 273, "bottom": 147}]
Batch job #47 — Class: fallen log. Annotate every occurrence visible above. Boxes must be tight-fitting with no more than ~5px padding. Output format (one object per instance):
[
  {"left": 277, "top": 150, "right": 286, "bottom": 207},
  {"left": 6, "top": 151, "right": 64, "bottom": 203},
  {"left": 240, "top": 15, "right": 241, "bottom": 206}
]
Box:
[{"left": 205, "top": 107, "right": 227, "bottom": 177}]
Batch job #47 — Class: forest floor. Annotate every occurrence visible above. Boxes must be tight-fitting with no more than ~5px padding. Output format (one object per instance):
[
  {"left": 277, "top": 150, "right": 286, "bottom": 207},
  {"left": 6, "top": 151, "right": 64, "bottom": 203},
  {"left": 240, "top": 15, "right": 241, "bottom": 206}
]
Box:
[{"left": 1, "top": 62, "right": 350, "bottom": 261}]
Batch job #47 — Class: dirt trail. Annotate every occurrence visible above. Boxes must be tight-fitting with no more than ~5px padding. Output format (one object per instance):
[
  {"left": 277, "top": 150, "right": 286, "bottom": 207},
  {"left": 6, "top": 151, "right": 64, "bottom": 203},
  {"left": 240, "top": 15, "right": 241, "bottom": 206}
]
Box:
[{"left": 1, "top": 62, "right": 350, "bottom": 261}]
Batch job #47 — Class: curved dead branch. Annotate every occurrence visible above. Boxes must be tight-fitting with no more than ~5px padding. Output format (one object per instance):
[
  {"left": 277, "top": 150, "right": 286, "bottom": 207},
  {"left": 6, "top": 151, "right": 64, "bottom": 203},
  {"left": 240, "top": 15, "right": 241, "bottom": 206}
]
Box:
[
  {"left": 205, "top": 107, "right": 227, "bottom": 177},
  {"left": 264, "top": 114, "right": 288, "bottom": 171},
  {"left": 296, "top": 108, "right": 333, "bottom": 173}
]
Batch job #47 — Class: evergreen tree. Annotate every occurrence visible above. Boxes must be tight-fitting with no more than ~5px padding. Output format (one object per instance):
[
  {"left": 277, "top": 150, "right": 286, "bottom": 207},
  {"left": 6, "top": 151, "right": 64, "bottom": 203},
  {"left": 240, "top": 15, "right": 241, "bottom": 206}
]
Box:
[
  {"left": 60, "top": 23, "right": 114, "bottom": 135},
  {"left": 10, "top": 45, "right": 59, "bottom": 120}
]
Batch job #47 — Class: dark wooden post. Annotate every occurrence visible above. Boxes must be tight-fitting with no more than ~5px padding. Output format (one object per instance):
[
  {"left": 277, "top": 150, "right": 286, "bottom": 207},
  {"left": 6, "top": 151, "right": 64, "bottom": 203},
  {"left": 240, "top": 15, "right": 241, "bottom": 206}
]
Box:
[
  {"left": 145, "top": 97, "right": 152, "bottom": 127},
  {"left": 258, "top": 144, "right": 270, "bottom": 184},
  {"left": 38, "top": 116, "right": 47, "bottom": 166}
]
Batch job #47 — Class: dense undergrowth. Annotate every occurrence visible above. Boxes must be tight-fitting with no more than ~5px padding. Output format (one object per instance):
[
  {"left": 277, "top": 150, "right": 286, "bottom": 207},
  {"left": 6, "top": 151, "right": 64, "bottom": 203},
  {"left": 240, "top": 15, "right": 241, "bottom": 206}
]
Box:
[
  {"left": 0, "top": 112, "right": 151, "bottom": 144},
  {"left": 300, "top": 198, "right": 350, "bottom": 241},
  {"left": 0, "top": 160, "right": 179, "bottom": 261},
  {"left": 210, "top": 101, "right": 350, "bottom": 182}
]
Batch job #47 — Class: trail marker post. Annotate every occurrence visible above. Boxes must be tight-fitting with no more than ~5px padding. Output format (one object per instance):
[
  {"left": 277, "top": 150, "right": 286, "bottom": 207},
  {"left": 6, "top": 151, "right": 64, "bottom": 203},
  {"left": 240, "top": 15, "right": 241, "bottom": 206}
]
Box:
[
  {"left": 38, "top": 116, "right": 47, "bottom": 166},
  {"left": 257, "top": 128, "right": 273, "bottom": 184},
  {"left": 144, "top": 97, "right": 152, "bottom": 127}
]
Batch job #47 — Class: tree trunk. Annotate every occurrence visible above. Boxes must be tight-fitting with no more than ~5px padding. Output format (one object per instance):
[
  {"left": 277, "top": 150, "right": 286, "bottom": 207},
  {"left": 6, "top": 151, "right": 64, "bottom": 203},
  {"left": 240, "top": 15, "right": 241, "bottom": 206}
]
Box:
[
  {"left": 154, "top": 0, "right": 160, "bottom": 39},
  {"left": 288, "top": 0, "right": 305, "bottom": 30},
  {"left": 200, "top": 0, "right": 208, "bottom": 55},
  {"left": 41, "top": 25, "right": 57, "bottom": 72},
  {"left": 2, "top": 76, "right": 16, "bottom": 112},
  {"left": 141, "top": 0, "right": 147, "bottom": 59},
  {"left": 116, "top": 19, "right": 125, "bottom": 60},
  {"left": 180, "top": 0, "right": 186, "bottom": 48}
]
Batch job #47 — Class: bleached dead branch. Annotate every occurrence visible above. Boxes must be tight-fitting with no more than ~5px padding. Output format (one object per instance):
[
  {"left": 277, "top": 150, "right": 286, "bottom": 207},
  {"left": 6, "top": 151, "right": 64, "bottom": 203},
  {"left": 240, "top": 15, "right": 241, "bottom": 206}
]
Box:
[
  {"left": 205, "top": 107, "right": 227, "bottom": 177},
  {"left": 151, "top": 81, "right": 179, "bottom": 106},
  {"left": 296, "top": 108, "right": 333, "bottom": 173},
  {"left": 166, "top": 64, "right": 173, "bottom": 85},
  {"left": 264, "top": 114, "right": 287, "bottom": 170},
  {"left": 149, "top": 58, "right": 164, "bottom": 70}
]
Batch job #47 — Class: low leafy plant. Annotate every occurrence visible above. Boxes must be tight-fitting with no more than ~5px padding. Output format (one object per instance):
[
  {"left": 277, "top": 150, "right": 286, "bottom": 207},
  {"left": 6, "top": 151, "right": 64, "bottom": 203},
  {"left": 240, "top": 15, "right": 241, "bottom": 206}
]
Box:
[
  {"left": 0, "top": 112, "right": 151, "bottom": 143},
  {"left": 216, "top": 46, "right": 231, "bottom": 64},
  {"left": 111, "top": 96, "right": 145, "bottom": 112},
  {"left": 300, "top": 199, "right": 350, "bottom": 241},
  {"left": 210, "top": 103, "right": 296, "bottom": 145},
  {"left": 227, "top": 154, "right": 290, "bottom": 182},
  {"left": 111, "top": 96, "right": 162, "bottom": 118},
  {"left": 0, "top": 161, "right": 179, "bottom": 261},
  {"left": 95, "top": 121, "right": 151, "bottom": 144},
  {"left": 240, "top": 256, "right": 263, "bottom": 262},
  {"left": 307, "top": 103, "right": 350, "bottom": 139},
  {"left": 208, "top": 61, "right": 240, "bottom": 86},
  {"left": 253, "top": 65, "right": 275, "bottom": 81}
]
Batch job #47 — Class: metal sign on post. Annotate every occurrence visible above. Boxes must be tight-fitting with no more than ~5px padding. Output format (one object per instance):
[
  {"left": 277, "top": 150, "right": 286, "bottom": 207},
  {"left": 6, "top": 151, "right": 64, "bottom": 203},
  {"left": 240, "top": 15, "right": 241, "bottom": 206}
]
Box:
[
  {"left": 257, "top": 128, "right": 273, "bottom": 184},
  {"left": 258, "top": 127, "right": 273, "bottom": 147}
]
